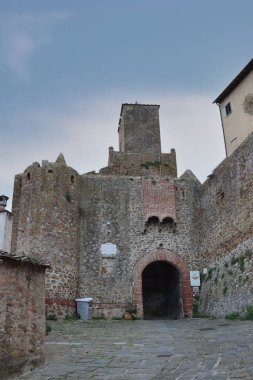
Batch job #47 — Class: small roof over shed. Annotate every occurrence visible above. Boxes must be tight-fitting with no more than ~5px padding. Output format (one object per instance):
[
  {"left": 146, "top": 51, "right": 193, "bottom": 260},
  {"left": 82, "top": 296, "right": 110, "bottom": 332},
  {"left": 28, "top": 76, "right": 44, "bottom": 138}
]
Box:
[{"left": 0, "top": 250, "right": 50, "bottom": 268}]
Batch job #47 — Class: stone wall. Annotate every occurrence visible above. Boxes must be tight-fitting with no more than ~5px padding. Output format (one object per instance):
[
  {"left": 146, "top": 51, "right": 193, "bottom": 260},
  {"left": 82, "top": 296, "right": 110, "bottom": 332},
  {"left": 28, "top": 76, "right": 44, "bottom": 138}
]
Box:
[
  {"left": 0, "top": 252, "right": 48, "bottom": 378},
  {"left": 199, "top": 132, "right": 253, "bottom": 267},
  {"left": 118, "top": 104, "right": 161, "bottom": 154},
  {"left": 78, "top": 172, "right": 201, "bottom": 317},
  {"left": 199, "top": 132, "right": 253, "bottom": 316},
  {"left": 199, "top": 238, "right": 253, "bottom": 317},
  {"left": 11, "top": 155, "right": 80, "bottom": 317},
  {"left": 99, "top": 148, "right": 177, "bottom": 177}
]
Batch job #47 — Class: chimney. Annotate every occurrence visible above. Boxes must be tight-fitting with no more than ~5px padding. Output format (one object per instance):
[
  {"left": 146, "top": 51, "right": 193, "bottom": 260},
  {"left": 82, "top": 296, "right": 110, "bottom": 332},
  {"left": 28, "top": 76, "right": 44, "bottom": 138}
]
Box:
[{"left": 0, "top": 195, "right": 9, "bottom": 211}]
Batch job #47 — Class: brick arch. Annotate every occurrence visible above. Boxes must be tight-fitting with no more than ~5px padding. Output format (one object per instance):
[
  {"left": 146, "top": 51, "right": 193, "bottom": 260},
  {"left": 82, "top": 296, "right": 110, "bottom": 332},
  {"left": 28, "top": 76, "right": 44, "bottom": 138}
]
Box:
[{"left": 133, "top": 250, "right": 192, "bottom": 318}]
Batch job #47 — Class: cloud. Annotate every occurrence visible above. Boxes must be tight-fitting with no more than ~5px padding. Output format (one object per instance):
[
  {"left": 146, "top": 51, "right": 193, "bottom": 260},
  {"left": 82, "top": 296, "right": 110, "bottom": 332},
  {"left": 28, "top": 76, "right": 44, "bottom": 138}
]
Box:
[
  {"left": 1, "top": 91, "right": 225, "bottom": 208},
  {"left": 0, "top": 12, "right": 70, "bottom": 78}
]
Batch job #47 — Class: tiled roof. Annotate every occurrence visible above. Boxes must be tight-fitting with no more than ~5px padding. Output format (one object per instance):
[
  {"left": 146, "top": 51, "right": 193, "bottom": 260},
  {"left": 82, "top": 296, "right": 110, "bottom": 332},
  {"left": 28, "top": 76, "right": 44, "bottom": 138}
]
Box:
[{"left": 0, "top": 250, "right": 50, "bottom": 268}]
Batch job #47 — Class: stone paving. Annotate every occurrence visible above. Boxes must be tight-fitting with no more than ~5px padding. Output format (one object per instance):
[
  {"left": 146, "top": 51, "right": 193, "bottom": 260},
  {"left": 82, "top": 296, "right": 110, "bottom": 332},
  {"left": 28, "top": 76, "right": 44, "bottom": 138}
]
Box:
[{"left": 14, "top": 318, "right": 253, "bottom": 380}]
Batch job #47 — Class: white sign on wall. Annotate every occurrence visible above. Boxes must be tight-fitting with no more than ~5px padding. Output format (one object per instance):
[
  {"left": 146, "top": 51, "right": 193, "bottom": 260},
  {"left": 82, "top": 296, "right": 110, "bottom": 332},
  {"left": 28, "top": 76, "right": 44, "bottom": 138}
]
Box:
[
  {"left": 101, "top": 243, "right": 117, "bottom": 256},
  {"left": 190, "top": 271, "right": 200, "bottom": 286}
]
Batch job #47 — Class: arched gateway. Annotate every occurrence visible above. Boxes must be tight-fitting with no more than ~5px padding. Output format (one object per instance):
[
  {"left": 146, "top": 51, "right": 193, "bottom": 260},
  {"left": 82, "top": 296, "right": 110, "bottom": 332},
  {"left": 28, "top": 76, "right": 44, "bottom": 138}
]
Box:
[{"left": 133, "top": 250, "right": 192, "bottom": 319}]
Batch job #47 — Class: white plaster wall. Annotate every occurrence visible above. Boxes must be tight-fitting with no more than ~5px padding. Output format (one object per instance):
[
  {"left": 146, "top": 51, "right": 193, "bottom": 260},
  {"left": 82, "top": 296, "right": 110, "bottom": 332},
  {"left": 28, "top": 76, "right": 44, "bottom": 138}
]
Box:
[
  {"left": 220, "top": 70, "right": 253, "bottom": 156},
  {"left": 0, "top": 211, "right": 13, "bottom": 252}
]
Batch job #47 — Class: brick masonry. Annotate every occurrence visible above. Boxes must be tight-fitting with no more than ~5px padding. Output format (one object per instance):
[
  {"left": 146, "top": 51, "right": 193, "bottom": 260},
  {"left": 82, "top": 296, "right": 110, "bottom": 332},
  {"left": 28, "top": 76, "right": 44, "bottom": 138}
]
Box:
[{"left": 142, "top": 178, "right": 177, "bottom": 223}]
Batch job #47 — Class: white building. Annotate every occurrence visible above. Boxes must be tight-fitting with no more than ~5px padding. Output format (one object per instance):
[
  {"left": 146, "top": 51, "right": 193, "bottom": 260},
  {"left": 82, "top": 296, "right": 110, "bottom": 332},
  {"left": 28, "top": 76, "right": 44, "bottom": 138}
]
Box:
[
  {"left": 214, "top": 59, "right": 253, "bottom": 156},
  {"left": 0, "top": 195, "right": 13, "bottom": 252}
]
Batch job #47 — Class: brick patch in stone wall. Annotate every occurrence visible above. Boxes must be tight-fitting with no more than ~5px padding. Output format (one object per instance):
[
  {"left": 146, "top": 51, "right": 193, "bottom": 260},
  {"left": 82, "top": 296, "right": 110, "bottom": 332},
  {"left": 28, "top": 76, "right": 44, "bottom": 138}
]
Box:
[{"left": 142, "top": 178, "right": 176, "bottom": 223}]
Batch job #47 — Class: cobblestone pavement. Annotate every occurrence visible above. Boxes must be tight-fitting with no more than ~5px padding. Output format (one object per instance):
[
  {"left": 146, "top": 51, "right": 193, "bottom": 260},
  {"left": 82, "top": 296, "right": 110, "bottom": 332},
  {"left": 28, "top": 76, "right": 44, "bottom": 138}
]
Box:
[{"left": 15, "top": 318, "right": 253, "bottom": 380}]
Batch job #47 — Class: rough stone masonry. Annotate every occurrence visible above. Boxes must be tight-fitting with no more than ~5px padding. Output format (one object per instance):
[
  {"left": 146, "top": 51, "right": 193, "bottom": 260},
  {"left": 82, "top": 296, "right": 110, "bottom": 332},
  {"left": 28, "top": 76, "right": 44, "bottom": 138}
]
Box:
[{"left": 10, "top": 103, "right": 253, "bottom": 319}]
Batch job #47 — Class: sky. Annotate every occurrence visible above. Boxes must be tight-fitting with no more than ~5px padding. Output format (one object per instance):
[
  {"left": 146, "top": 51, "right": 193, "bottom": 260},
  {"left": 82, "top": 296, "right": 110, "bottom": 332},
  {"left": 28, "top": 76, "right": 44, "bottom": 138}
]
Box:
[{"left": 1, "top": 0, "right": 253, "bottom": 208}]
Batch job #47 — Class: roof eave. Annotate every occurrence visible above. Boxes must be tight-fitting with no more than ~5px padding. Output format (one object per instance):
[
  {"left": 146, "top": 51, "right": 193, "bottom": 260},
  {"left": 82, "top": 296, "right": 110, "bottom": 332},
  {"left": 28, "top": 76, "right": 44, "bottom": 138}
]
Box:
[{"left": 213, "top": 58, "right": 253, "bottom": 104}]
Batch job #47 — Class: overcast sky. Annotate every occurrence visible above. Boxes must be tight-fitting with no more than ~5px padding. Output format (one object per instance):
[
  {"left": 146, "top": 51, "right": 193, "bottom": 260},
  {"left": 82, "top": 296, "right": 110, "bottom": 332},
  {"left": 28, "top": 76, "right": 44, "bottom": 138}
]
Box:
[{"left": 1, "top": 0, "right": 253, "bottom": 208}]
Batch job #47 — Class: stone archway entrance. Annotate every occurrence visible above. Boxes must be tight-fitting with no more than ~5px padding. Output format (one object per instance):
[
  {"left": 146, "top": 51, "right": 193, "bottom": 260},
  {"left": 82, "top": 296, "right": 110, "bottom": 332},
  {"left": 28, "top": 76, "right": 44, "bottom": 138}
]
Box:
[
  {"left": 133, "top": 250, "right": 192, "bottom": 318},
  {"left": 142, "top": 261, "right": 183, "bottom": 319}
]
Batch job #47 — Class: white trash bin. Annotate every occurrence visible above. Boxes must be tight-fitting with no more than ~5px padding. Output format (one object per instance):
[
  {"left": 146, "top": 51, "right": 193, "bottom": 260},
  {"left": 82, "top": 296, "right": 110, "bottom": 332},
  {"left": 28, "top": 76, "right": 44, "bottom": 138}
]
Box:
[{"left": 75, "top": 298, "right": 93, "bottom": 320}]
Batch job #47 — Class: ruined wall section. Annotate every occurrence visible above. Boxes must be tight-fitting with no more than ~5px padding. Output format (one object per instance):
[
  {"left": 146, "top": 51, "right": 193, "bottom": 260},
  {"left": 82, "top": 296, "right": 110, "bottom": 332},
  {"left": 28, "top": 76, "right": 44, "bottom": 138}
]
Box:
[
  {"left": 199, "top": 132, "right": 253, "bottom": 267},
  {"left": 11, "top": 159, "right": 81, "bottom": 317},
  {"left": 78, "top": 173, "right": 201, "bottom": 317},
  {"left": 99, "top": 148, "right": 177, "bottom": 177},
  {"left": 0, "top": 253, "right": 47, "bottom": 378}
]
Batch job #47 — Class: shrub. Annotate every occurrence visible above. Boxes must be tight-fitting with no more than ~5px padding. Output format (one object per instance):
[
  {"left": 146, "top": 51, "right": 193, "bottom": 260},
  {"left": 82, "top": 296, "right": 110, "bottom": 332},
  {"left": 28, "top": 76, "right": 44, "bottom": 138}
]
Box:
[
  {"left": 245, "top": 305, "right": 253, "bottom": 320},
  {"left": 46, "top": 314, "right": 57, "bottom": 321},
  {"left": 225, "top": 313, "right": 240, "bottom": 320},
  {"left": 231, "top": 256, "right": 239, "bottom": 265},
  {"left": 207, "top": 268, "right": 213, "bottom": 281},
  {"left": 46, "top": 322, "right": 52, "bottom": 334},
  {"left": 223, "top": 285, "right": 228, "bottom": 295},
  {"left": 239, "top": 257, "right": 245, "bottom": 272},
  {"left": 65, "top": 192, "right": 71, "bottom": 202},
  {"left": 92, "top": 315, "right": 106, "bottom": 320},
  {"left": 64, "top": 315, "right": 79, "bottom": 321},
  {"left": 245, "top": 249, "right": 252, "bottom": 259}
]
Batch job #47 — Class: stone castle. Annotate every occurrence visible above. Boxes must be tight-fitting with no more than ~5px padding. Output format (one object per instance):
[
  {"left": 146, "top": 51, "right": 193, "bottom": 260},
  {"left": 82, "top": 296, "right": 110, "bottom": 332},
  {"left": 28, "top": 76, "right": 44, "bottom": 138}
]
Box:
[{"left": 10, "top": 101, "right": 253, "bottom": 320}]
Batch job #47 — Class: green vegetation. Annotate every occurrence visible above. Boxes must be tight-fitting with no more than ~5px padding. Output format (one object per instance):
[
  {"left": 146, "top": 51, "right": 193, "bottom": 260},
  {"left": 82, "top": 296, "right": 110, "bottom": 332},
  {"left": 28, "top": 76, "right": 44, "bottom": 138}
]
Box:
[
  {"left": 245, "top": 249, "right": 252, "bottom": 259},
  {"left": 192, "top": 297, "right": 209, "bottom": 318},
  {"left": 206, "top": 268, "right": 213, "bottom": 281},
  {"left": 225, "top": 305, "right": 253, "bottom": 321},
  {"left": 223, "top": 285, "right": 228, "bottom": 295},
  {"left": 65, "top": 192, "right": 72, "bottom": 202},
  {"left": 64, "top": 315, "right": 79, "bottom": 321},
  {"left": 225, "top": 313, "right": 240, "bottom": 320},
  {"left": 141, "top": 161, "right": 161, "bottom": 169},
  {"left": 92, "top": 315, "right": 106, "bottom": 320},
  {"left": 46, "top": 322, "right": 52, "bottom": 333},
  {"left": 239, "top": 257, "right": 245, "bottom": 272},
  {"left": 231, "top": 256, "right": 239, "bottom": 265},
  {"left": 245, "top": 305, "right": 253, "bottom": 320},
  {"left": 27, "top": 255, "right": 40, "bottom": 265},
  {"left": 46, "top": 314, "right": 57, "bottom": 321}
]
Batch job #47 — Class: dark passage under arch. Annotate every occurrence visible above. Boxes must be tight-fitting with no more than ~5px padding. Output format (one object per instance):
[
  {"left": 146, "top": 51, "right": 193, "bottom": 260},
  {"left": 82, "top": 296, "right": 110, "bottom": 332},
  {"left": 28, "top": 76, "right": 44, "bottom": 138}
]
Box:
[{"left": 142, "top": 261, "right": 183, "bottom": 320}]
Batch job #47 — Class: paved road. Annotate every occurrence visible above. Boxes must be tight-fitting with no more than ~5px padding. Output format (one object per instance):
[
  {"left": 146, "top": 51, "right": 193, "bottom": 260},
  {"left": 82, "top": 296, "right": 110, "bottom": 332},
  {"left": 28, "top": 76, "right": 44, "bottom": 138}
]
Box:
[{"left": 15, "top": 318, "right": 253, "bottom": 380}]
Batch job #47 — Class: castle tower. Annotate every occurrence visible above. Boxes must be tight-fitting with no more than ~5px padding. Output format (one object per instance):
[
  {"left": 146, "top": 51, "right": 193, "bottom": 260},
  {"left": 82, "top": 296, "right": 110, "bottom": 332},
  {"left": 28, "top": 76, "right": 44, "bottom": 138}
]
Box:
[
  {"left": 118, "top": 104, "right": 161, "bottom": 154},
  {"left": 11, "top": 155, "right": 80, "bottom": 317},
  {"left": 100, "top": 103, "right": 177, "bottom": 177}
]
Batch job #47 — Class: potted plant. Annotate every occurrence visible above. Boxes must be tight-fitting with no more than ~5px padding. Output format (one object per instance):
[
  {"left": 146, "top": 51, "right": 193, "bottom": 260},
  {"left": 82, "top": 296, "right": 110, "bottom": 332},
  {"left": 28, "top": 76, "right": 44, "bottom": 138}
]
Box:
[{"left": 123, "top": 306, "right": 137, "bottom": 320}]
